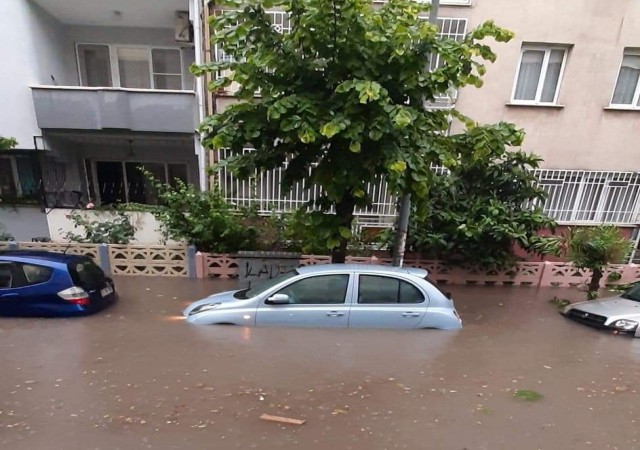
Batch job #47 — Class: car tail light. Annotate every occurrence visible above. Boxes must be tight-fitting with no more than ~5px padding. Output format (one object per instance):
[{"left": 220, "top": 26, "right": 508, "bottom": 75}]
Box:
[{"left": 58, "top": 287, "right": 90, "bottom": 306}]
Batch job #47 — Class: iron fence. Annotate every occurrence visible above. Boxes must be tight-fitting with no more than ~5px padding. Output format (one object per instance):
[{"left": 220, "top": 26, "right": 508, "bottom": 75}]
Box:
[{"left": 213, "top": 151, "right": 640, "bottom": 227}]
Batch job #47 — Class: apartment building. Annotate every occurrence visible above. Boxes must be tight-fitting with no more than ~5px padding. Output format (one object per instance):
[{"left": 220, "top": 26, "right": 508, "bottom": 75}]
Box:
[
  {"left": 205, "top": 0, "right": 640, "bottom": 257},
  {"left": 0, "top": 0, "right": 208, "bottom": 219}
]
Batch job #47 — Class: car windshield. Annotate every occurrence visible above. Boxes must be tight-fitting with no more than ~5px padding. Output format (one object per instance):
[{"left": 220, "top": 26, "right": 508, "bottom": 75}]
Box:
[
  {"left": 233, "top": 271, "right": 299, "bottom": 299},
  {"left": 621, "top": 284, "right": 640, "bottom": 302}
]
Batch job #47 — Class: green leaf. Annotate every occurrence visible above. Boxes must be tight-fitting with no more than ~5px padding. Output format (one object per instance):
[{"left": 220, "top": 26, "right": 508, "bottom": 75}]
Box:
[
  {"left": 327, "top": 238, "right": 340, "bottom": 249},
  {"left": 349, "top": 141, "right": 361, "bottom": 153},
  {"left": 389, "top": 161, "right": 407, "bottom": 173},
  {"left": 338, "top": 227, "right": 352, "bottom": 239},
  {"left": 320, "top": 121, "right": 343, "bottom": 138}
]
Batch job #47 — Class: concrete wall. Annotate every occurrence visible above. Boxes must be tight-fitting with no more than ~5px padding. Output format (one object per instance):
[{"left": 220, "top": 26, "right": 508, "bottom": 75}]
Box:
[
  {"left": 0, "top": 0, "right": 65, "bottom": 149},
  {"left": 45, "top": 208, "right": 177, "bottom": 244},
  {"left": 455, "top": 0, "right": 640, "bottom": 171},
  {"left": 27, "top": 0, "right": 75, "bottom": 86},
  {"left": 0, "top": 206, "right": 50, "bottom": 241}
]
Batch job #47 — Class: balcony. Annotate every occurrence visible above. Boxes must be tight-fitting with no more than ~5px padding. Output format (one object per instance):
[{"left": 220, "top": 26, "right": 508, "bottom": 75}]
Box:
[{"left": 31, "top": 86, "right": 197, "bottom": 133}]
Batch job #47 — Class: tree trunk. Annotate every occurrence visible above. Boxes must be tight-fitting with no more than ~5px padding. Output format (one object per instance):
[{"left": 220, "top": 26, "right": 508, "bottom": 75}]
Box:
[
  {"left": 331, "top": 194, "right": 355, "bottom": 264},
  {"left": 588, "top": 268, "right": 603, "bottom": 294}
]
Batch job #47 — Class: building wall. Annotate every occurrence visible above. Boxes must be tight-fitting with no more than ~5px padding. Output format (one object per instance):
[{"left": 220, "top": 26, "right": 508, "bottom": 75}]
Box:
[
  {"left": 0, "top": 0, "right": 65, "bottom": 149},
  {"left": 0, "top": 206, "right": 50, "bottom": 241},
  {"left": 45, "top": 209, "right": 176, "bottom": 244},
  {"left": 455, "top": 0, "right": 640, "bottom": 171}
]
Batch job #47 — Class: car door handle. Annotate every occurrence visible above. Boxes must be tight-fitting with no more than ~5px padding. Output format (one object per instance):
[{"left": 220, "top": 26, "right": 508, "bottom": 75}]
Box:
[
  {"left": 326, "top": 311, "right": 345, "bottom": 317},
  {"left": 1, "top": 293, "right": 18, "bottom": 298},
  {"left": 402, "top": 312, "right": 421, "bottom": 318}
]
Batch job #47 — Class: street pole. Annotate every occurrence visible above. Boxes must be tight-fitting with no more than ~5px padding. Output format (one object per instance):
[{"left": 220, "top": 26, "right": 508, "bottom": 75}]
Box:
[{"left": 392, "top": 0, "right": 440, "bottom": 267}]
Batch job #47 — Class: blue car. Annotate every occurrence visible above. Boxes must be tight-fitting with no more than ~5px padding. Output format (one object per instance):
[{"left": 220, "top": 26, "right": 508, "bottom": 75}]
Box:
[{"left": 0, "top": 251, "right": 116, "bottom": 317}]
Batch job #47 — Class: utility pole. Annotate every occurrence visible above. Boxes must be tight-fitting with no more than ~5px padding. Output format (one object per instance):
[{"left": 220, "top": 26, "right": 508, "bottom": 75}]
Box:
[{"left": 392, "top": 0, "right": 440, "bottom": 267}]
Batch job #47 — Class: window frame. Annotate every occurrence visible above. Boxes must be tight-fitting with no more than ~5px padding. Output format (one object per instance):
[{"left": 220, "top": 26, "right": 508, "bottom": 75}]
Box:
[
  {"left": 357, "top": 274, "right": 426, "bottom": 305},
  {"left": 85, "top": 159, "right": 190, "bottom": 205},
  {"left": 0, "top": 156, "right": 21, "bottom": 198},
  {"left": 0, "top": 262, "right": 54, "bottom": 289},
  {"left": 75, "top": 43, "right": 184, "bottom": 90},
  {"left": 273, "top": 274, "right": 350, "bottom": 305},
  {"left": 510, "top": 44, "right": 569, "bottom": 105},
  {"left": 609, "top": 49, "right": 640, "bottom": 109}
]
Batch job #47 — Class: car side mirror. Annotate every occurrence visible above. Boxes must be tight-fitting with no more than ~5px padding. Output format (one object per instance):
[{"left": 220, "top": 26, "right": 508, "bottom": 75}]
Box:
[{"left": 266, "top": 294, "right": 290, "bottom": 305}]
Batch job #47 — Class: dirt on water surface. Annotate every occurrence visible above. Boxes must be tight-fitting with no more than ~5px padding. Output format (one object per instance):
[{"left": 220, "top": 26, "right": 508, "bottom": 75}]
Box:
[{"left": 1, "top": 277, "right": 640, "bottom": 450}]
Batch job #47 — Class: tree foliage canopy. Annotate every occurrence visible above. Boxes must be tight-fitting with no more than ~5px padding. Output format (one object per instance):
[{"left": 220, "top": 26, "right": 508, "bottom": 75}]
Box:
[
  {"left": 194, "top": 0, "right": 514, "bottom": 261},
  {"left": 396, "top": 123, "right": 557, "bottom": 268}
]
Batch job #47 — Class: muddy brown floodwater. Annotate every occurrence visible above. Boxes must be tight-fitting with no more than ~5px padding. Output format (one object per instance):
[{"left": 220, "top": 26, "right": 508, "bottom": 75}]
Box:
[{"left": 1, "top": 278, "right": 640, "bottom": 450}]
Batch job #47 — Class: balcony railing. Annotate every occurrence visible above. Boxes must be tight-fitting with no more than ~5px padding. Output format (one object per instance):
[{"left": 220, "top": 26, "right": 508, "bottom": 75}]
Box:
[{"left": 31, "top": 86, "right": 197, "bottom": 134}]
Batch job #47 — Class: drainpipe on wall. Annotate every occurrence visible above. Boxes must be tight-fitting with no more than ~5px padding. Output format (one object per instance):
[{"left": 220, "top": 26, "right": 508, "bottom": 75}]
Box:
[
  {"left": 191, "top": 0, "right": 208, "bottom": 192},
  {"left": 630, "top": 226, "right": 640, "bottom": 264}
]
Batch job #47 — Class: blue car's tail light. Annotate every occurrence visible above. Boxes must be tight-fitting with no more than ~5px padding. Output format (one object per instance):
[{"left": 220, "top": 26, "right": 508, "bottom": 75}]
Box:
[{"left": 58, "top": 286, "right": 90, "bottom": 306}]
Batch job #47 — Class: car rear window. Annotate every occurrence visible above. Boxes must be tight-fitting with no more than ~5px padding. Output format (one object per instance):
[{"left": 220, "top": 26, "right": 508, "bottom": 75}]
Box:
[{"left": 68, "top": 259, "right": 105, "bottom": 288}]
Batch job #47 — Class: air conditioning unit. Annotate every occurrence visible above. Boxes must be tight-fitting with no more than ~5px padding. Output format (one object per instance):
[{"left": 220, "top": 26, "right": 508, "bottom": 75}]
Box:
[{"left": 175, "top": 11, "right": 193, "bottom": 43}]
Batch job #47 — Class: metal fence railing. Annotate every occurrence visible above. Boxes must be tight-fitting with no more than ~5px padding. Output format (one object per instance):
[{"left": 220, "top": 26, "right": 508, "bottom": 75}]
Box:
[{"left": 213, "top": 152, "right": 640, "bottom": 227}]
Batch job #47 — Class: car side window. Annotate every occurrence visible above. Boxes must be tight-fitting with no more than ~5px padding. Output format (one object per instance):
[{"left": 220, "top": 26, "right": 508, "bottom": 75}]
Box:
[
  {"left": 3, "top": 263, "right": 53, "bottom": 288},
  {"left": 0, "top": 263, "right": 13, "bottom": 288},
  {"left": 20, "top": 264, "right": 54, "bottom": 286},
  {"left": 275, "top": 274, "right": 349, "bottom": 305},
  {"left": 358, "top": 275, "right": 425, "bottom": 304}
]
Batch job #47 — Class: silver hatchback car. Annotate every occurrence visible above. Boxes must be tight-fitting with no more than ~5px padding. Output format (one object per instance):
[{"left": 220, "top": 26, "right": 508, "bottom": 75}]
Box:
[{"left": 183, "top": 264, "right": 462, "bottom": 330}]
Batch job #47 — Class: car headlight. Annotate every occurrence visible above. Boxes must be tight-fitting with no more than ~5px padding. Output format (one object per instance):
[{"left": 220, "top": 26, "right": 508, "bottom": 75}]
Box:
[
  {"left": 613, "top": 319, "right": 638, "bottom": 331},
  {"left": 189, "top": 302, "right": 222, "bottom": 316}
]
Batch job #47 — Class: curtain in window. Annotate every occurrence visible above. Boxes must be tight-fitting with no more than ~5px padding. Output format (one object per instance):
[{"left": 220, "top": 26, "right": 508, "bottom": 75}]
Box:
[
  {"left": 514, "top": 50, "right": 544, "bottom": 100},
  {"left": 612, "top": 54, "right": 640, "bottom": 105},
  {"left": 117, "top": 48, "right": 151, "bottom": 89},
  {"left": 540, "top": 49, "right": 564, "bottom": 102}
]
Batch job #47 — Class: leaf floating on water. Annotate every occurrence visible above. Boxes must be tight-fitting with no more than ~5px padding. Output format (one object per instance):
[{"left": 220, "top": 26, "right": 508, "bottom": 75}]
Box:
[{"left": 513, "top": 389, "right": 543, "bottom": 402}]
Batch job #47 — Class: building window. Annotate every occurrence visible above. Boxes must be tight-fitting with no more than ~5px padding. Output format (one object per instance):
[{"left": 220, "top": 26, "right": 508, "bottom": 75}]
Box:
[
  {"left": 88, "top": 160, "right": 189, "bottom": 205},
  {"left": 0, "top": 156, "right": 40, "bottom": 201},
  {"left": 511, "top": 45, "right": 568, "bottom": 104},
  {"left": 77, "top": 44, "right": 112, "bottom": 87},
  {"left": 535, "top": 170, "right": 640, "bottom": 224},
  {"left": 77, "top": 44, "right": 183, "bottom": 90},
  {"left": 611, "top": 50, "right": 640, "bottom": 108},
  {"left": 0, "top": 158, "right": 17, "bottom": 198}
]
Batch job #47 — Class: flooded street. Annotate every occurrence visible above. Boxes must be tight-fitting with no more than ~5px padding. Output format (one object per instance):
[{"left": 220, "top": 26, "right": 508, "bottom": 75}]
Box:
[{"left": 2, "top": 277, "right": 640, "bottom": 450}]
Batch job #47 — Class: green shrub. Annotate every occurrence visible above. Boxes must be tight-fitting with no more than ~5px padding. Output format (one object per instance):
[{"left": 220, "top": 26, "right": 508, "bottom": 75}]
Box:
[
  {"left": 146, "top": 174, "right": 257, "bottom": 253},
  {"left": 64, "top": 211, "right": 136, "bottom": 244}
]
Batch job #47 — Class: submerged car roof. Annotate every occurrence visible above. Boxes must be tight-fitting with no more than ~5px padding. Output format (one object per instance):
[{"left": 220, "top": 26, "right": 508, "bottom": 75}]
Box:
[
  {"left": 297, "top": 263, "right": 428, "bottom": 278},
  {"left": 0, "top": 250, "right": 88, "bottom": 264}
]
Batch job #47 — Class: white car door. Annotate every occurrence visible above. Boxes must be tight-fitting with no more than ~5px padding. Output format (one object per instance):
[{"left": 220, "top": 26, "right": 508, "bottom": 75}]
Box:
[
  {"left": 255, "top": 273, "right": 352, "bottom": 328},
  {"left": 348, "top": 274, "right": 429, "bottom": 329}
]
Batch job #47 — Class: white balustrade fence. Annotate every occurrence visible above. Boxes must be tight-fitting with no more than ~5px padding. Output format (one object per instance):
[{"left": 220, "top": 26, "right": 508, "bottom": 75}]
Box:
[{"left": 213, "top": 150, "right": 640, "bottom": 227}]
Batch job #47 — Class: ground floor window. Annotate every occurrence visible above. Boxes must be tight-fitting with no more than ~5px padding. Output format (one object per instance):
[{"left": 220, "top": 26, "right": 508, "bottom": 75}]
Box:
[
  {"left": 86, "top": 160, "right": 189, "bottom": 205},
  {"left": 0, "top": 156, "right": 41, "bottom": 201}
]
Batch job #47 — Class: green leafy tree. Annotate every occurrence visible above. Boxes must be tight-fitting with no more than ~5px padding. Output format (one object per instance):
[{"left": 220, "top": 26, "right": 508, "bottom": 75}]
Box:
[
  {"left": 194, "top": 0, "right": 513, "bottom": 262},
  {"left": 552, "top": 226, "right": 634, "bottom": 298},
  {"left": 399, "top": 123, "right": 557, "bottom": 268},
  {"left": 146, "top": 174, "right": 257, "bottom": 252},
  {"left": 0, "top": 136, "right": 18, "bottom": 151}
]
